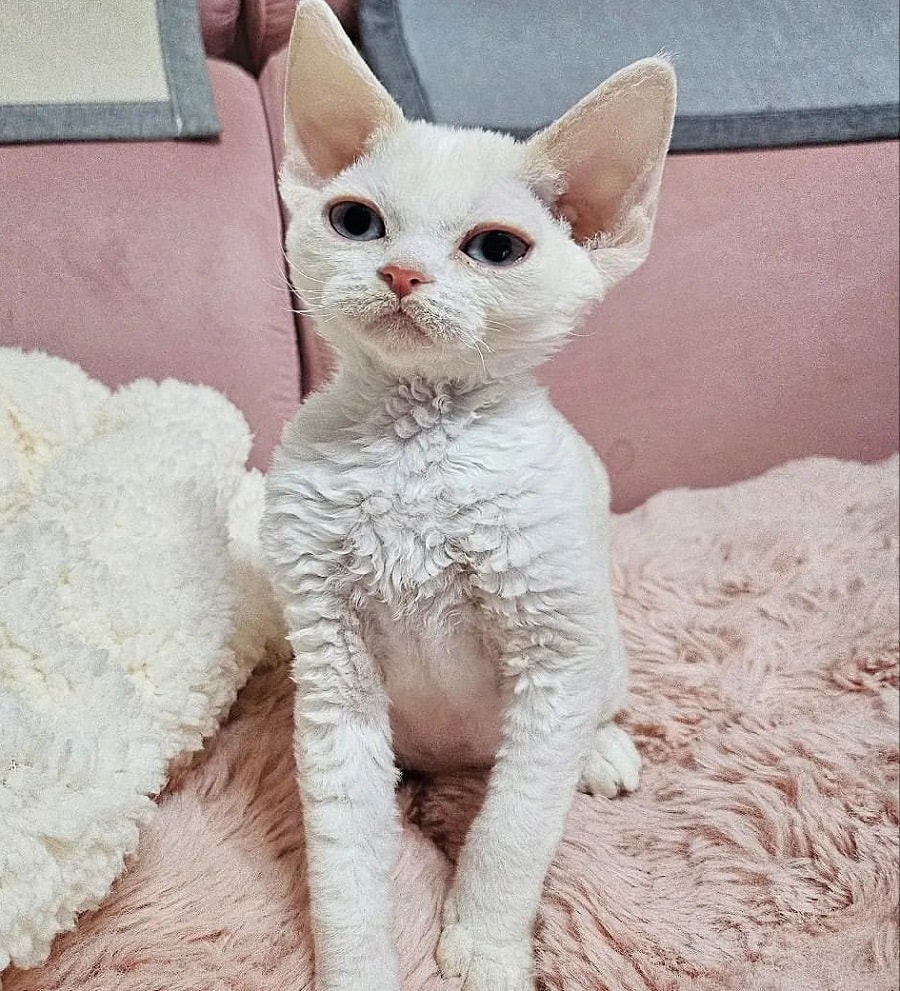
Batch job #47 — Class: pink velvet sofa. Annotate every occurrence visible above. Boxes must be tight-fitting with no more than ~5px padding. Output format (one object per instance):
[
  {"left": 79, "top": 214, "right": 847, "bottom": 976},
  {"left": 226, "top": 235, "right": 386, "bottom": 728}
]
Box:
[{"left": 0, "top": 0, "right": 897, "bottom": 511}]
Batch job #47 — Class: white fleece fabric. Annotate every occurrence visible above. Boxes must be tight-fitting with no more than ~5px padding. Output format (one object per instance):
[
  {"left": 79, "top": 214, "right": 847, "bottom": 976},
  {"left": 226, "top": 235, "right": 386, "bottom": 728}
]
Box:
[{"left": 0, "top": 348, "right": 286, "bottom": 974}]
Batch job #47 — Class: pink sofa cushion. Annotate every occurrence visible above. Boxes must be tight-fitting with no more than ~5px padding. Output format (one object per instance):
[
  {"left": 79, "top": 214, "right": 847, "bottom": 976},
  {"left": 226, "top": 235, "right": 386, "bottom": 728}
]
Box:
[
  {"left": 541, "top": 140, "right": 899, "bottom": 510},
  {"left": 0, "top": 59, "right": 300, "bottom": 470}
]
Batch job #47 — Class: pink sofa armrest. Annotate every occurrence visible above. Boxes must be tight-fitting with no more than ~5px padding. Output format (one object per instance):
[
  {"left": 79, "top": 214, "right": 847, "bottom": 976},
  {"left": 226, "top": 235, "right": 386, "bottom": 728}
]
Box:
[
  {"left": 198, "top": 0, "right": 241, "bottom": 56},
  {"left": 244, "top": 0, "right": 357, "bottom": 70},
  {"left": 541, "top": 140, "right": 899, "bottom": 510}
]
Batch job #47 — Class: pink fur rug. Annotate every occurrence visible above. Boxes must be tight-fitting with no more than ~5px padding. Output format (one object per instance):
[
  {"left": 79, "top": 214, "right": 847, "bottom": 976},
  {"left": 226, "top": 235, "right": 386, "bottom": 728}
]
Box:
[{"left": 5, "top": 456, "right": 898, "bottom": 991}]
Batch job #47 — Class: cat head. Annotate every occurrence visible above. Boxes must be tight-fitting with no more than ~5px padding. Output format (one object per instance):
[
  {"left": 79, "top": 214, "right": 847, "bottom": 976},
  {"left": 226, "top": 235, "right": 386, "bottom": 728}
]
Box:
[{"left": 280, "top": 0, "right": 675, "bottom": 382}]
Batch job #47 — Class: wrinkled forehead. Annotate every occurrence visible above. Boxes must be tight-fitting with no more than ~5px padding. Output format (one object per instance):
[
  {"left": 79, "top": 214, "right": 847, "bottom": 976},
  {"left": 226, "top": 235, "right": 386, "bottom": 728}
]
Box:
[{"left": 327, "top": 121, "right": 550, "bottom": 231}]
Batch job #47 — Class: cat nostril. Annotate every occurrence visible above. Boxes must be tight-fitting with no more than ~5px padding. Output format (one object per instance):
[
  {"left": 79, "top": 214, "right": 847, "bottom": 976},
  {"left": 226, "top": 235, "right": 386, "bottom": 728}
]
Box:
[{"left": 378, "top": 264, "right": 431, "bottom": 298}]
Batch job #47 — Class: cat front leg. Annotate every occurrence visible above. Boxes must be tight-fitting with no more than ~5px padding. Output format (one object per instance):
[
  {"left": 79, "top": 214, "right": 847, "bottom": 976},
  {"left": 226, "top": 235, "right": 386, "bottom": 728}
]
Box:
[
  {"left": 437, "top": 634, "right": 602, "bottom": 991},
  {"left": 288, "top": 603, "right": 401, "bottom": 991},
  {"left": 579, "top": 599, "right": 642, "bottom": 797}
]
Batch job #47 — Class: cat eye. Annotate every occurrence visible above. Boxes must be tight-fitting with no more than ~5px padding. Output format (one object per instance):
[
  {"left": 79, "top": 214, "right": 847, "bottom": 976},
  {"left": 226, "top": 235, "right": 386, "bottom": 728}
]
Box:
[
  {"left": 461, "top": 228, "right": 531, "bottom": 267},
  {"left": 328, "top": 200, "right": 386, "bottom": 241}
]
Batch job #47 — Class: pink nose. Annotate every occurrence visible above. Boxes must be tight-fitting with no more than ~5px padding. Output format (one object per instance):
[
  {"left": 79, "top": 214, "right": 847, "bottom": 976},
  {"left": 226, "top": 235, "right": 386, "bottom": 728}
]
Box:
[{"left": 378, "top": 264, "right": 431, "bottom": 299}]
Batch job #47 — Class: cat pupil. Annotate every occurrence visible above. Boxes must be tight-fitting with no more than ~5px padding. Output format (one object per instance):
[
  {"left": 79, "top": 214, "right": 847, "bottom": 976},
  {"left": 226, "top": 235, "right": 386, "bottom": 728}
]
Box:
[
  {"left": 482, "top": 231, "right": 512, "bottom": 262},
  {"left": 344, "top": 204, "right": 372, "bottom": 236}
]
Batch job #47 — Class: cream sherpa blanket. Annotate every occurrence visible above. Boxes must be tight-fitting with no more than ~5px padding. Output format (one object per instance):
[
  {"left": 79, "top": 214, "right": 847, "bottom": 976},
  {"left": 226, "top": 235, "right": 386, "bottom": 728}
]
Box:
[{"left": 0, "top": 349, "right": 285, "bottom": 976}]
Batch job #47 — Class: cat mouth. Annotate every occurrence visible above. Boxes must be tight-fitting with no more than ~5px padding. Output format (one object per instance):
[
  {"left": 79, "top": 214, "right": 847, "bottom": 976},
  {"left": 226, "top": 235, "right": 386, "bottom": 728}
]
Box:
[{"left": 365, "top": 308, "right": 431, "bottom": 345}]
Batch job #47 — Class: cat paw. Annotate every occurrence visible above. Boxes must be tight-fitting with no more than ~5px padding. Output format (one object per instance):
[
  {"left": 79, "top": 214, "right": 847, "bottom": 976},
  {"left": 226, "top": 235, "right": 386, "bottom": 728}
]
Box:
[
  {"left": 578, "top": 722, "right": 641, "bottom": 798},
  {"left": 437, "top": 890, "right": 534, "bottom": 991},
  {"left": 437, "top": 921, "right": 535, "bottom": 991},
  {"left": 314, "top": 970, "right": 399, "bottom": 991}
]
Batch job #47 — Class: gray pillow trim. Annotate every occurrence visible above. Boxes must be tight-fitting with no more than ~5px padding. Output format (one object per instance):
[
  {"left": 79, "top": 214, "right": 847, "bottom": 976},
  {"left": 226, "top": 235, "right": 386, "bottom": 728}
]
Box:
[
  {"left": 0, "top": 0, "right": 219, "bottom": 144},
  {"left": 359, "top": 0, "right": 432, "bottom": 120},
  {"left": 0, "top": 102, "right": 180, "bottom": 143},
  {"left": 670, "top": 104, "right": 900, "bottom": 152},
  {"left": 359, "top": 0, "right": 900, "bottom": 152},
  {"left": 155, "top": 0, "right": 220, "bottom": 139},
  {"left": 497, "top": 104, "right": 900, "bottom": 152}
]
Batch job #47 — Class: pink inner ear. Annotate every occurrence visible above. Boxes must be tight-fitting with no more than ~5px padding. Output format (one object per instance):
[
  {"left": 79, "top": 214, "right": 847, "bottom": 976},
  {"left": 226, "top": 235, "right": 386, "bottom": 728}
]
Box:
[
  {"left": 299, "top": 116, "right": 367, "bottom": 180},
  {"left": 553, "top": 153, "right": 641, "bottom": 244},
  {"left": 556, "top": 183, "right": 625, "bottom": 244},
  {"left": 528, "top": 59, "right": 675, "bottom": 250},
  {"left": 556, "top": 198, "right": 580, "bottom": 229}
]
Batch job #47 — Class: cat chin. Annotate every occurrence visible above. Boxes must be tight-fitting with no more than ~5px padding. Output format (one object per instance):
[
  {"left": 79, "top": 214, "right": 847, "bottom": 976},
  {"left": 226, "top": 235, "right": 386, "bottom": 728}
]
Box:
[
  {"left": 345, "top": 313, "right": 442, "bottom": 372},
  {"left": 363, "top": 311, "right": 432, "bottom": 347}
]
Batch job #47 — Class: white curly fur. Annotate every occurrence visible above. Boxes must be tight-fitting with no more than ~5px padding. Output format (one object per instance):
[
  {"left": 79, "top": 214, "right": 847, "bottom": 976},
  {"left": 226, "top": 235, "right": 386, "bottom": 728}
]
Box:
[{"left": 262, "top": 4, "right": 675, "bottom": 989}]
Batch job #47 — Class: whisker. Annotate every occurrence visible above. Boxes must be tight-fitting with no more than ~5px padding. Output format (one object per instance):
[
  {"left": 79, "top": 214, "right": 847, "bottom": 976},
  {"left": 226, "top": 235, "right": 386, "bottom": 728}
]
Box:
[
  {"left": 262, "top": 273, "right": 332, "bottom": 319},
  {"left": 292, "top": 271, "right": 331, "bottom": 287},
  {"left": 298, "top": 311, "right": 343, "bottom": 325},
  {"left": 470, "top": 338, "right": 488, "bottom": 375},
  {"left": 484, "top": 318, "right": 519, "bottom": 335},
  {"left": 293, "top": 301, "right": 329, "bottom": 316},
  {"left": 263, "top": 276, "right": 296, "bottom": 295},
  {"left": 280, "top": 248, "right": 331, "bottom": 287},
  {"left": 276, "top": 282, "right": 329, "bottom": 301},
  {"left": 292, "top": 299, "right": 349, "bottom": 325}
]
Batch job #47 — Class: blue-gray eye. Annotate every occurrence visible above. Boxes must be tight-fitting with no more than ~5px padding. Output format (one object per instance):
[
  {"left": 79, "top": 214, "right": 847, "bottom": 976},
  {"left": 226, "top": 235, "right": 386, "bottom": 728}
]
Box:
[
  {"left": 329, "top": 201, "right": 386, "bottom": 241},
  {"left": 462, "top": 229, "right": 530, "bottom": 266}
]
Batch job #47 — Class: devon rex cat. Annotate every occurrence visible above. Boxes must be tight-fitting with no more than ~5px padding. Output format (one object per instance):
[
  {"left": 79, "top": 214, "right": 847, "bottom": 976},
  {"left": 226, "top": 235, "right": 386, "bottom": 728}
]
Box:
[{"left": 261, "top": 3, "right": 676, "bottom": 989}]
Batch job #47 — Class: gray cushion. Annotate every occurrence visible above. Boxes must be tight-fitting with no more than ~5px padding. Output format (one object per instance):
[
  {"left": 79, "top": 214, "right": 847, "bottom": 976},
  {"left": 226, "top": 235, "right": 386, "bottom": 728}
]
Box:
[{"left": 359, "top": 0, "right": 900, "bottom": 151}]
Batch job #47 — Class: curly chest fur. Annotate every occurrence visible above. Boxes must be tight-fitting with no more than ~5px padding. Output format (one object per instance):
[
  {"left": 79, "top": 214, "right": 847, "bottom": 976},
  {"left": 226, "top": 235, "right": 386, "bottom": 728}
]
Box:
[
  {"left": 264, "top": 378, "right": 582, "bottom": 768},
  {"left": 341, "top": 474, "right": 537, "bottom": 617},
  {"left": 272, "top": 380, "right": 560, "bottom": 614},
  {"left": 341, "top": 470, "right": 515, "bottom": 767}
]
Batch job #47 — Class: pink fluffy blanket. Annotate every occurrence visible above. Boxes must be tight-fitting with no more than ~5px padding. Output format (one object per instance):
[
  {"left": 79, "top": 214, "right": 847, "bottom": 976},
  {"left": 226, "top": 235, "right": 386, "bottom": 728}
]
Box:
[{"left": 6, "top": 456, "right": 898, "bottom": 991}]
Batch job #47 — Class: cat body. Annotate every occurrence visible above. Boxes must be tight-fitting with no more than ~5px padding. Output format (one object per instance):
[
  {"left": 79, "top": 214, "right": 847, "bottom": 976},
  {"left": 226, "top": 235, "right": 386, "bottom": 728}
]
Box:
[
  {"left": 268, "top": 369, "right": 626, "bottom": 775},
  {"left": 261, "top": 4, "right": 675, "bottom": 990}
]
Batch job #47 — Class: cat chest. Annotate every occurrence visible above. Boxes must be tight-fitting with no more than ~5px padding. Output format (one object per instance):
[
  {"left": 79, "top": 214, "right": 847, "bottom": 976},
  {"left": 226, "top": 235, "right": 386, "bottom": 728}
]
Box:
[
  {"left": 365, "top": 597, "right": 503, "bottom": 770},
  {"left": 293, "top": 450, "right": 544, "bottom": 612},
  {"left": 336, "top": 482, "right": 484, "bottom": 607},
  {"left": 303, "top": 468, "right": 510, "bottom": 769}
]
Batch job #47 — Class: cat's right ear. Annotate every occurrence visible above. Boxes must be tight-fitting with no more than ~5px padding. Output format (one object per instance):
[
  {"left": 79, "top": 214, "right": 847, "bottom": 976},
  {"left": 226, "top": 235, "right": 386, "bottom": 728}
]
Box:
[
  {"left": 525, "top": 58, "right": 676, "bottom": 284},
  {"left": 281, "top": 0, "right": 403, "bottom": 188}
]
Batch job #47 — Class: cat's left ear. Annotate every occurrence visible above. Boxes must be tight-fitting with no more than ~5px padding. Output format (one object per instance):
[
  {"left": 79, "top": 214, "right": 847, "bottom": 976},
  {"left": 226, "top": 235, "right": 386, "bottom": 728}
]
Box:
[
  {"left": 282, "top": 0, "right": 403, "bottom": 187},
  {"left": 526, "top": 58, "right": 676, "bottom": 282}
]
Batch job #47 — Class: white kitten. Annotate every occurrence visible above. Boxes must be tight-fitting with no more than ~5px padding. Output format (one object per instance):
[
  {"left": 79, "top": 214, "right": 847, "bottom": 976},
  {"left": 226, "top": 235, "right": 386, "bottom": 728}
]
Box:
[{"left": 261, "top": 4, "right": 675, "bottom": 990}]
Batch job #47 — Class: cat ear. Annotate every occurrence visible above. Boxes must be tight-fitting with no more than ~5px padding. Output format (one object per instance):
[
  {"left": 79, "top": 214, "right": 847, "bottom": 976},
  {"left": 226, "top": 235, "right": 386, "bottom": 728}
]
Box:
[
  {"left": 526, "top": 58, "right": 676, "bottom": 281},
  {"left": 282, "top": 0, "right": 403, "bottom": 186}
]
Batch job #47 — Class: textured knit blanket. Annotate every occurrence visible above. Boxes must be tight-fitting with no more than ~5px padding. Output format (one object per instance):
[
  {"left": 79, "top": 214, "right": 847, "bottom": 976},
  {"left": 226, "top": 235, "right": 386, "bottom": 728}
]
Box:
[{"left": 0, "top": 349, "right": 285, "bottom": 978}]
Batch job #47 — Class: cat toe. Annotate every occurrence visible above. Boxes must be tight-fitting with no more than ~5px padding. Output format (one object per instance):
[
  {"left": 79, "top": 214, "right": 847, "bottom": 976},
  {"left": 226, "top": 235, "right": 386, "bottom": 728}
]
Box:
[
  {"left": 437, "top": 924, "right": 534, "bottom": 991},
  {"left": 579, "top": 722, "right": 641, "bottom": 797}
]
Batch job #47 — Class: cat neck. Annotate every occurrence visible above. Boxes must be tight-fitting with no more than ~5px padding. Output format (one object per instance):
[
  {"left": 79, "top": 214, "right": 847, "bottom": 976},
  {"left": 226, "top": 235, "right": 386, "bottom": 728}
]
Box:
[
  {"left": 337, "top": 350, "right": 538, "bottom": 410},
  {"left": 323, "top": 351, "right": 545, "bottom": 442}
]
